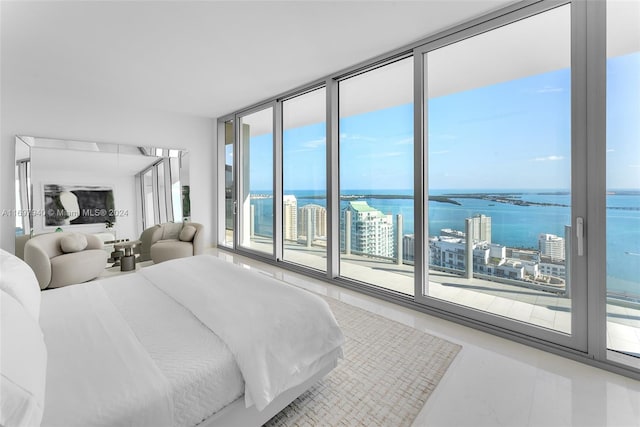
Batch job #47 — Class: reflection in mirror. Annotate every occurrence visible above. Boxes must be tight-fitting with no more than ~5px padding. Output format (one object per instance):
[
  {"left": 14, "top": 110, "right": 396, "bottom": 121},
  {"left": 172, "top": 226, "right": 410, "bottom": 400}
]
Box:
[
  {"left": 15, "top": 137, "right": 32, "bottom": 236},
  {"left": 14, "top": 136, "right": 190, "bottom": 256}
]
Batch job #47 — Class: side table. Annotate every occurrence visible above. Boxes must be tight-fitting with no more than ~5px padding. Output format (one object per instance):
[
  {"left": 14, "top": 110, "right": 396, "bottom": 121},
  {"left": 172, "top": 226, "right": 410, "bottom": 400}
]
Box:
[
  {"left": 105, "top": 238, "right": 130, "bottom": 267},
  {"left": 114, "top": 240, "right": 141, "bottom": 272}
]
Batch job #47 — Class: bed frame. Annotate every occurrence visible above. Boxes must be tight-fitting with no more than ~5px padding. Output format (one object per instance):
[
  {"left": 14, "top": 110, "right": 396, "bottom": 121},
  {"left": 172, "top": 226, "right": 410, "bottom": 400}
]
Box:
[{"left": 203, "top": 361, "right": 336, "bottom": 426}]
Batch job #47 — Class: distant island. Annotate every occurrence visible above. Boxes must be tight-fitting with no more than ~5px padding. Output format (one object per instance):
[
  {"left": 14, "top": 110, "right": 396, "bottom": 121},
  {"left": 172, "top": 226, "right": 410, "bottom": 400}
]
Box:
[
  {"left": 287, "top": 191, "right": 639, "bottom": 210},
  {"left": 438, "top": 193, "right": 569, "bottom": 208},
  {"left": 298, "top": 192, "right": 565, "bottom": 207},
  {"left": 298, "top": 193, "right": 460, "bottom": 205}
]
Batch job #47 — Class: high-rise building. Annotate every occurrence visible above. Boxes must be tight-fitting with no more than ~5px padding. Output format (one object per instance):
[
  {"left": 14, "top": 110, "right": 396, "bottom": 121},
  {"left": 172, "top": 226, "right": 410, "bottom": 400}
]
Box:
[
  {"left": 538, "top": 233, "right": 565, "bottom": 260},
  {"left": 403, "top": 234, "right": 415, "bottom": 262},
  {"left": 468, "top": 214, "right": 491, "bottom": 243},
  {"left": 283, "top": 195, "right": 297, "bottom": 241},
  {"left": 440, "top": 228, "right": 465, "bottom": 239},
  {"left": 428, "top": 236, "right": 490, "bottom": 272},
  {"left": 298, "top": 204, "right": 327, "bottom": 241},
  {"left": 341, "top": 201, "right": 394, "bottom": 258},
  {"left": 539, "top": 258, "right": 566, "bottom": 278}
]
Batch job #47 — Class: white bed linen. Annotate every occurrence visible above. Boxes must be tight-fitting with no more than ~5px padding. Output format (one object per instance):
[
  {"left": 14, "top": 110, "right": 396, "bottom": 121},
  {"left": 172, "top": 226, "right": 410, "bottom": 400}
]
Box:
[
  {"left": 0, "top": 291, "right": 47, "bottom": 427},
  {"left": 100, "top": 274, "right": 244, "bottom": 427},
  {"left": 140, "top": 255, "right": 345, "bottom": 411},
  {"left": 40, "top": 283, "right": 173, "bottom": 427},
  {"left": 201, "top": 355, "right": 338, "bottom": 427}
]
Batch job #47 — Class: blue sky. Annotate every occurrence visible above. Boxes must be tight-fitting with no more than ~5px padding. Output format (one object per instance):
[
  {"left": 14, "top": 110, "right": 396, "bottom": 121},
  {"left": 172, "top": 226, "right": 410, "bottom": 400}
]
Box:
[
  {"left": 283, "top": 122, "right": 326, "bottom": 193},
  {"left": 239, "top": 52, "right": 639, "bottom": 192},
  {"left": 428, "top": 67, "right": 571, "bottom": 190},
  {"left": 607, "top": 52, "right": 640, "bottom": 190}
]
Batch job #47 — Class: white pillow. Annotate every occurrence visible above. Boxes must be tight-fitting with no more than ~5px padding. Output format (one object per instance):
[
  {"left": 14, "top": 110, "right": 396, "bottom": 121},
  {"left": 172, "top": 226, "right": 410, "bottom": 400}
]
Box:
[
  {"left": 0, "top": 290, "right": 47, "bottom": 427},
  {"left": 0, "top": 249, "right": 41, "bottom": 322},
  {"left": 162, "top": 222, "right": 183, "bottom": 240},
  {"left": 179, "top": 225, "right": 197, "bottom": 242},
  {"left": 60, "top": 233, "right": 88, "bottom": 253}
]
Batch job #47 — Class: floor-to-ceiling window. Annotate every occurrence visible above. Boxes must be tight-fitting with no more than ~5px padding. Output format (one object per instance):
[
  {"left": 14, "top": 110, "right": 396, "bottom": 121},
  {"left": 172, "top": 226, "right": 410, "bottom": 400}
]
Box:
[
  {"left": 606, "top": 0, "right": 640, "bottom": 367},
  {"left": 170, "top": 156, "right": 183, "bottom": 222},
  {"left": 282, "top": 88, "right": 327, "bottom": 271},
  {"left": 338, "top": 57, "right": 414, "bottom": 294},
  {"left": 140, "top": 158, "right": 182, "bottom": 229},
  {"left": 221, "top": 119, "right": 235, "bottom": 248},
  {"left": 142, "top": 168, "right": 156, "bottom": 228},
  {"left": 419, "top": 4, "right": 578, "bottom": 340},
  {"left": 238, "top": 106, "right": 274, "bottom": 255},
  {"left": 218, "top": 0, "right": 639, "bottom": 378},
  {"left": 157, "top": 160, "right": 167, "bottom": 223},
  {"left": 15, "top": 159, "right": 31, "bottom": 235}
]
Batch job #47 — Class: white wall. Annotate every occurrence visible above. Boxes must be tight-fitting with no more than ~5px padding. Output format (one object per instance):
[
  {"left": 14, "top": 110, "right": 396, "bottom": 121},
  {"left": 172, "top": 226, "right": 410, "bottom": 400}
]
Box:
[{"left": 0, "top": 91, "right": 216, "bottom": 252}]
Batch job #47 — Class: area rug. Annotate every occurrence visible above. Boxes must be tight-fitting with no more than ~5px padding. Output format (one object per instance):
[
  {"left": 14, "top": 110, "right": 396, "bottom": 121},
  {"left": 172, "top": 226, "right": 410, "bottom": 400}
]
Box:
[{"left": 264, "top": 296, "right": 462, "bottom": 426}]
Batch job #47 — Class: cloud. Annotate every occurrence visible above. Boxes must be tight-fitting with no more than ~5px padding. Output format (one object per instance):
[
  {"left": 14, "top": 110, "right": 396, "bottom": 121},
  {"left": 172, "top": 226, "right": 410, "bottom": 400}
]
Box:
[
  {"left": 302, "top": 138, "right": 326, "bottom": 149},
  {"left": 340, "top": 133, "right": 378, "bottom": 142},
  {"left": 428, "top": 133, "right": 457, "bottom": 141},
  {"left": 532, "top": 155, "right": 565, "bottom": 162},
  {"left": 300, "top": 138, "right": 327, "bottom": 150},
  {"left": 394, "top": 136, "right": 414, "bottom": 145},
  {"left": 430, "top": 150, "right": 450, "bottom": 155},
  {"left": 360, "top": 151, "right": 404, "bottom": 159},
  {"left": 288, "top": 137, "right": 326, "bottom": 153},
  {"left": 607, "top": 148, "right": 615, "bottom": 153},
  {"left": 536, "top": 86, "right": 564, "bottom": 93},
  {"left": 629, "top": 165, "right": 640, "bottom": 168}
]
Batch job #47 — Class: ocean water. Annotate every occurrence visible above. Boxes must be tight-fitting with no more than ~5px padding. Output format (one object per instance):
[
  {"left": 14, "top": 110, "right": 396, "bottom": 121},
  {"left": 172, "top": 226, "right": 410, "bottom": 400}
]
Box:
[{"left": 251, "top": 189, "right": 640, "bottom": 296}]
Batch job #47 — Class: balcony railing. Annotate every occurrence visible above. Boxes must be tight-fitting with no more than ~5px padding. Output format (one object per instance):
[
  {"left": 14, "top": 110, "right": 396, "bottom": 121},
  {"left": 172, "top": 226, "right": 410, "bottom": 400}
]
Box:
[{"left": 246, "top": 205, "right": 639, "bottom": 304}]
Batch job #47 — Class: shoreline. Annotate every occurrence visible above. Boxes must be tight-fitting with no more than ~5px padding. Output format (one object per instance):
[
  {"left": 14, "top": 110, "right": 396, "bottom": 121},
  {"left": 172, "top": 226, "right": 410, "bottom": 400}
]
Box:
[{"left": 284, "top": 192, "right": 639, "bottom": 210}]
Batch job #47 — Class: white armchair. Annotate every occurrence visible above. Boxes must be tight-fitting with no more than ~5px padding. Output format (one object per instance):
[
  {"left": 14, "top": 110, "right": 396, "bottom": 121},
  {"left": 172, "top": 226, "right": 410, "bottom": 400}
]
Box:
[
  {"left": 24, "top": 232, "right": 108, "bottom": 289},
  {"left": 143, "top": 222, "right": 204, "bottom": 264}
]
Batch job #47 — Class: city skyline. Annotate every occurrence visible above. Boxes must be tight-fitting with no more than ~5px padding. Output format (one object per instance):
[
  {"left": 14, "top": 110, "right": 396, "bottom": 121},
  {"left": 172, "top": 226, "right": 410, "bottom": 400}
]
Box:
[{"left": 277, "top": 195, "right": 569, "bottom": 285}]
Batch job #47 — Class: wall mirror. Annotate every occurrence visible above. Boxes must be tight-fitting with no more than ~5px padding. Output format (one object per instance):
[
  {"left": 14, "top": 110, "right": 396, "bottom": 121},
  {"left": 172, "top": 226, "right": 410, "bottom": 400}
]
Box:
[{"left": 14, "top": 135, "right": 190, "bottom": 251}]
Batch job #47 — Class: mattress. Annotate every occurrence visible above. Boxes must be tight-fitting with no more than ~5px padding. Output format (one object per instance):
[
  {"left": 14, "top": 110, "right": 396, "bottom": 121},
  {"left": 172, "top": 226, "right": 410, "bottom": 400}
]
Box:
[{"left": 40, "top": 274, "right": 244, "bottom": 427}]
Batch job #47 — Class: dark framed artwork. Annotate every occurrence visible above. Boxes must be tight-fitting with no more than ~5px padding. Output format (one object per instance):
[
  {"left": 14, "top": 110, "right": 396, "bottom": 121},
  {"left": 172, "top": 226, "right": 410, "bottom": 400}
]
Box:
[{"left": 43, "top": 184, "right": 115, "bottom": 226}]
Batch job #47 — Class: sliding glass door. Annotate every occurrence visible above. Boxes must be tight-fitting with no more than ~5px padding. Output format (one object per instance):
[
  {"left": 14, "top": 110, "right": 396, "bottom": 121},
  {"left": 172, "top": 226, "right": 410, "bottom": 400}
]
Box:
[
  {"left": 282, "top": 88, "right": 327, "bottom": 271},
  {"left": 338, "top": 57, "right": 414, "bottom": 294},
  {"left": 415, "top": 2, "right": 587, "bottom": 349},
  {"left": 237, "top": 105, "right": 275, "bottom": 256},
  {"left": 606, "top": 0, "right": 640, "bottom": 368}
]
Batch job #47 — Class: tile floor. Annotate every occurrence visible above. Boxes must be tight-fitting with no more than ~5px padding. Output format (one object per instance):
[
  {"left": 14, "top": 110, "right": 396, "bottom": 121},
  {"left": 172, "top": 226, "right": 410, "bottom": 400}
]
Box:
[{"left": 208, "top": 248, "right": 640, "bottom": 427}]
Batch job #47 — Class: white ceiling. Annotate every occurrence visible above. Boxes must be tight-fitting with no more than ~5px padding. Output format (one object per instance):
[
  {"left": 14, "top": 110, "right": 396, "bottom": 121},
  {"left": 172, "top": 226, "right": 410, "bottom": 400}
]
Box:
[
  {"left": 4, "top": 1, "right": 637, "bottom": 125},
  {"left": 1, "top": 0, "right": 521, "bottom": 119}
]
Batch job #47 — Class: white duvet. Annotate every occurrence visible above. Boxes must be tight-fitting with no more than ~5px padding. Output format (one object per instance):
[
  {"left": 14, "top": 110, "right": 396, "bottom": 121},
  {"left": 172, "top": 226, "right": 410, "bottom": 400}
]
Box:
[
  {"left": 140, "top": 255, "right": 345, "bottom": 411},
  {"left": 40, "top": 254, "right": 344, "bottom": 426},
  {"left": 40, "top": 284, "right": 174, "bottom": 427},
  {"left": 100, "top": 274, "right": 245, "bottom": 426}
]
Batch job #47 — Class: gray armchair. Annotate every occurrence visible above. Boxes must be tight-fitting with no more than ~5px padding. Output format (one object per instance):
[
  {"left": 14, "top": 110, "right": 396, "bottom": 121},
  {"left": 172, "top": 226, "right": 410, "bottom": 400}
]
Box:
[
  {"left": 135, "top": 225, "right": 162, "bottom": 262},
  {"left": 24, "top": 232, "right": 108, "bottom": 289},
  {"left": 142, "top": 222, "right": 204, "bottom": 264}
]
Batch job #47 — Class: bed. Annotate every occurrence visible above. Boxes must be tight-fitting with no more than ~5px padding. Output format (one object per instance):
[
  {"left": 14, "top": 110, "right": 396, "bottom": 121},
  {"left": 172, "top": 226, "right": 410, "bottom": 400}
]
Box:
[{"left": 0, "top": 249, "right": 344, "bottom": 427}]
